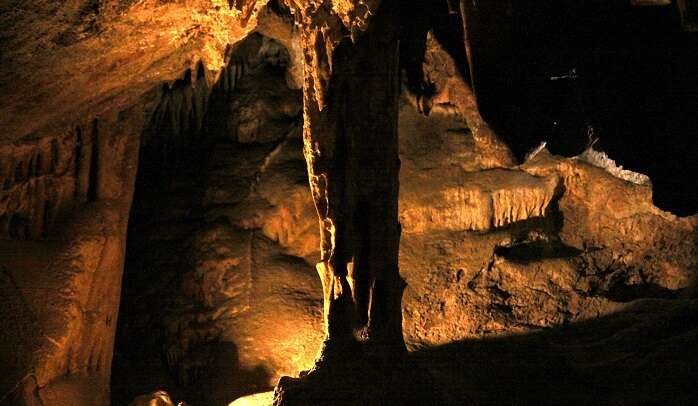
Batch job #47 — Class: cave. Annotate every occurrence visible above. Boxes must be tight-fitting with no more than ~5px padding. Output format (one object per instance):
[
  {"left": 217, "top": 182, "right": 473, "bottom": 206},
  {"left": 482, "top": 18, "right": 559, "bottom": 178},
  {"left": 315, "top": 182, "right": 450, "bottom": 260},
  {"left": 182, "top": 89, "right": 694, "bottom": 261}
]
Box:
[
  {"left": 110, "top": 33, "right": 315, "bottom": 405},
  {"left": 1, "top": 1, "right": 697, "bottom": 405}
]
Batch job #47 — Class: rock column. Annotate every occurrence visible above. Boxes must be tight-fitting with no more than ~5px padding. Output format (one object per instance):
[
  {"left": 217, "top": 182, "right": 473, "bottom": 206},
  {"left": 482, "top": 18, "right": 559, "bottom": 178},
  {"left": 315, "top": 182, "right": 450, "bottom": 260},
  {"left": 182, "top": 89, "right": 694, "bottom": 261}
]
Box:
[{"left": 274, "top": 0, "right": 416, "bottom": 403}]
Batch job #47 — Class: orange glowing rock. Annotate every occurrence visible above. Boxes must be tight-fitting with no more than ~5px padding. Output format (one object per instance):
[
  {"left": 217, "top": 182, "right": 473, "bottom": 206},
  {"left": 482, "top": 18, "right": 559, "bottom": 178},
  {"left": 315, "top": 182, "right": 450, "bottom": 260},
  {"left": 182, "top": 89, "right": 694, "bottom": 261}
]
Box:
[{"left": 228, "top": 391, "right": 275, "bottom": 406}]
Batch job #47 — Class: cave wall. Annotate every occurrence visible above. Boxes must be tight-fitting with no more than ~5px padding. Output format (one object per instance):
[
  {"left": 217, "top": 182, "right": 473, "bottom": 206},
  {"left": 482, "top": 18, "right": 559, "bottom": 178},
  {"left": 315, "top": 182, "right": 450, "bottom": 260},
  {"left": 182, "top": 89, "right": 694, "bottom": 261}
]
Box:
[
  {"left": 0, "top": 1, "right": 268, "bottom": 402},
  {"left": 0, "top": 1, "right": 696, "bottom": 405},
  {"left": 111, "top": 33, "right": 322, "bottom": 406},
  {"left": 114, "top": 32, "right": 696, "bottom": 403},
  {"left": 0, "top": 105, "right": 145, "bottom": 404}
]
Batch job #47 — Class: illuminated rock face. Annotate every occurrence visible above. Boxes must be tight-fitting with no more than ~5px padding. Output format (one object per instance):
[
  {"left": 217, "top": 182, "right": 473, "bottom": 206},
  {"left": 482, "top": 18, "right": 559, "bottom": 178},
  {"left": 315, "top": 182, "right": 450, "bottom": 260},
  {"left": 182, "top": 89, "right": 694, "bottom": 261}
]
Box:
[
  {"left": 0, "top": 2, "right": 267, "bottom": 400},
  {"left": 0, "top": 1, "right": 697, "bottom": 405},
  {"left": 272, "top": 0, "right": 413, "bottom": 400},
  {"left": 400, "top": 142, "right": 697, "bottom": 347},
  {"left": 0, "top": 109, "right": 143, "bottom": 404},
  {"left": 110, "top": 34, "right": 322, "bottom": 405},
  {"left": 128, "top": 391, "right": 175, "bottom": 406},
  {"left": 113, "top": 77, "right": 696, "bottom": 402},
  {"left": 0, "top": 0, "right": 269, "bottom": 140},
  {"left": 207, "top": 100, "right": 698, "bottom": 351}
]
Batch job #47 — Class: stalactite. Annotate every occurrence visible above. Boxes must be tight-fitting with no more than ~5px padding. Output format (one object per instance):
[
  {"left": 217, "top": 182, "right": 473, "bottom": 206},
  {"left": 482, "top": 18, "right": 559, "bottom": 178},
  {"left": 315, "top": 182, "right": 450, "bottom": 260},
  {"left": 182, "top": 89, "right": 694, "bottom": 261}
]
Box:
[
  {"left": 0, "top": 116, "right": 110, "bottom": 240},
  {"left": 142, "top": 61, "right": 214, "bottom": 172}
]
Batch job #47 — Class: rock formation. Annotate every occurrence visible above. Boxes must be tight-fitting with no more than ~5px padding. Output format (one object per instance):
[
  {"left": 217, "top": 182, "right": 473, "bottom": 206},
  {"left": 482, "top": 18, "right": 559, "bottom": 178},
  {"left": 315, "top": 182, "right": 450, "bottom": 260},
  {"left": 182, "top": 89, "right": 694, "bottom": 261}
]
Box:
[
  {"left": 265, "top": 0, "right": 424, "bottom": 403},
  {"left": 0, "top": 1, "right": 697, "bottom": 405}
]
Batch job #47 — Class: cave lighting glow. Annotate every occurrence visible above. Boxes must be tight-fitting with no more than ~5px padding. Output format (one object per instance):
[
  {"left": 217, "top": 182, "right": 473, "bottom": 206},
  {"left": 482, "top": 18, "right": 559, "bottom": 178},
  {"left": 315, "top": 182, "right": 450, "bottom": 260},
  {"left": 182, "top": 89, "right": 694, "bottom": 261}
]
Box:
[{"left": 228, "top": 391, "right": 275, "bottom": 406}]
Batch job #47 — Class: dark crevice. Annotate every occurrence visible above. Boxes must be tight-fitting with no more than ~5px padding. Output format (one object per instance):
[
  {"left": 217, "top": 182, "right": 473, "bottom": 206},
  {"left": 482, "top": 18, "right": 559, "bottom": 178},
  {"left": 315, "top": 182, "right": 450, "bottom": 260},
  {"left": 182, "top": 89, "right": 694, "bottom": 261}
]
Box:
[
  {"left": 8, "top": 214, "right": 27, "bottom": 240},
  {"left": 495, "top": 240, "right": 583, "bottom": 264},
  {"left": 41, "top": 197, "right": 54, "bottom": 238},
  {"left": 33, "top": 151, "right": 42, "bottom": 177},
  {"left": 87, "top": 119, "right": 99, "bottom": 202},
  {"left": 14, "top": 160, "right": 24, "bottom": 183},
  {"left": 73, "top": 127, "right": 83, "bottom": 200},
  {"left": 49, "top": 138, "right": 59, "bottom": 173},
  {"left": 604, "top": 281, "right": 678, "bottom": 303}
]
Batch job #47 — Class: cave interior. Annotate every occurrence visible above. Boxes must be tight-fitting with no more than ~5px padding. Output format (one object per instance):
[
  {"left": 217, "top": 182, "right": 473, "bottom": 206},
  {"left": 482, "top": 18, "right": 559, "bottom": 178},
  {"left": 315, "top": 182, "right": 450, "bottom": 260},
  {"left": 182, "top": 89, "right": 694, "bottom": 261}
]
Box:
[{"left": 0, "top": 0, "right": 697, "bottom": 405}]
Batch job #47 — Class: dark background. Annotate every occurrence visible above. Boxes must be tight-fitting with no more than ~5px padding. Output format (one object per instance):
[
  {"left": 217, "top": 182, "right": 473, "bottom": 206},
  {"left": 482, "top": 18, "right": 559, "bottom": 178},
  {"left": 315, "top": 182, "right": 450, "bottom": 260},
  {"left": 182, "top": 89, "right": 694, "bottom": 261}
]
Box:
[{"left": 402, "top": 0, "right": 697, "bottom": 216}]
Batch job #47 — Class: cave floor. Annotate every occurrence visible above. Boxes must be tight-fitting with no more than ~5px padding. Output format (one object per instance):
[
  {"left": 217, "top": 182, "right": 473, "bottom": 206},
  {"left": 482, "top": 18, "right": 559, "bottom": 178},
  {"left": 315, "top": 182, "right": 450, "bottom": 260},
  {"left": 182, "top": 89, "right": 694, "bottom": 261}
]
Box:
[{"left": 414, "top": 298, "right": 698, "bottom": 405}]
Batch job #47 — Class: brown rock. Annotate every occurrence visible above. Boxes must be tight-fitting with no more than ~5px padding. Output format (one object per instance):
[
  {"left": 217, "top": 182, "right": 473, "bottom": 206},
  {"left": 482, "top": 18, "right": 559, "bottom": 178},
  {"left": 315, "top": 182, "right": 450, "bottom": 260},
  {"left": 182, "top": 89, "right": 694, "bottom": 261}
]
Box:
[{"left": 128, "top": 391, "right": 175, "bottom": 406}]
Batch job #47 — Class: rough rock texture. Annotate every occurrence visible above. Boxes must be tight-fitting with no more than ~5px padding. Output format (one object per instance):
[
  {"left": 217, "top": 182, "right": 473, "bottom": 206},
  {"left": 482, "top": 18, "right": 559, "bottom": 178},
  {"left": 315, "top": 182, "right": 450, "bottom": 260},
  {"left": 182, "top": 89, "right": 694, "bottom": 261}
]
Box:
[
  {"left": 399, "top": 108, "right": 697, "bottom": 348},
  {"left": 425, "top": 31, "right": 516, "bottom": 169},
  {"left": 399, "top": 167, "right": 558, "bottom": 233},
  {"left": 0, "top": 108, "right": 143, "bottom": 405},
  {"left": 271, "top": 0, "right": 433, "bottom": 404},
  {"left": 210, "top": 95, "right": 697, "bottom": 354},
  {"left": 1, "top": 132, "right": 83, "bottom": 240},
  {"left": 0, "top": 0, "right": 268, "bottom": 140},
  {"left": 398, "top": 98, "right": 557, "bottom": 235},
  {"left": 0, "top": 2, "right": 277, "bottom": 403},
  {"left": 223, "top": 135, "right": 320, "bottom": 260},
  {"left": 1, "top": 2, "right": 696, "bottom": 404},
  {"left": 280, "top": 0, "right": 383, "bottom": 110},
  {"left": 110, "top": 34, "right": 322, "bottom": 406},
  {"left": 114, "top": 26, "right": 696, "bottom": 402},
  {"left": 128, "top": 391, "right": 175, "bottom": 406},
  {"left": 118, "top": 79, "right": 696, "bottom": 402}
]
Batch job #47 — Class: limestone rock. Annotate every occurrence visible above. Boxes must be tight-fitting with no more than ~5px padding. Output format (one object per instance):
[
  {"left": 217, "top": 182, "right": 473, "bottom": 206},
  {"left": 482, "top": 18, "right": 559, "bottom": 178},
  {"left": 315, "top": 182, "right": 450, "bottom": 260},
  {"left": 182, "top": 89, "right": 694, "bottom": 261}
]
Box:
[
  {"left": 0, "top": 0, "right": 268, "bottom": 141},
  {"left": 399, "top": 167, "right": 558, "bottom": 233},
  {"left": 0, "top": 108, "right": 142, "bottom": 405},
  {"left": 229, "top": 391, "right": 274, "bottom": 405},
  {"left": 129, "top": 391, "right": 175, "bottom": 406},
  {"left": 523, "top": 148, "right": 698, "bottom": 299},
  {"left": 1, "top": 1, "right": 694, "bottom": 405},
  {"left": 111, "top": 35, "right": 319, "bottom": 403},
  {"left": 225, "top": 134, "right": 320, "bottom": 260},
  {"left": 162, "top": 224, "right": 322, "bottom": 402},
  {"left": 397, "top": 102, "right": 697, "bottom": 348},
  {"left": 224, "top": 36, "right": 302, "bottom": 144},
  {"left": 113, "top": 88, "right": 696, "bottom": 403},
  {"left": 225, "top": 99, "right": 697, "bottom": 354}
]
